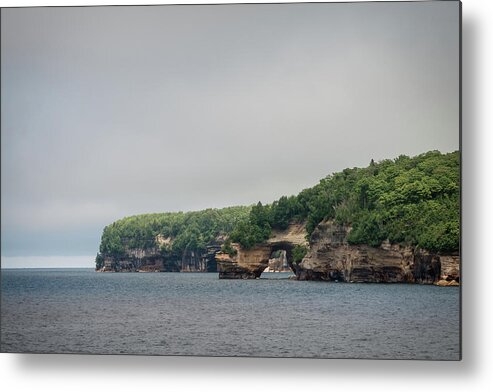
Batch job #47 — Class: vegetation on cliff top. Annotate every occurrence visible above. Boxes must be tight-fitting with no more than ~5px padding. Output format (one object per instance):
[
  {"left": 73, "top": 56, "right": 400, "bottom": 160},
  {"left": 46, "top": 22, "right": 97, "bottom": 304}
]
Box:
[
  {"left": 98, "top": 150, "right": 459, "bottom": 263},
  {"left": 230, "top": 150, "right": 459, "bottom": 253},
  {"left": 231, "top": 151, "right": 460, "bottom": 252},
  {"left": 98, "top": 206, "right": 250, "bottom": 260}
]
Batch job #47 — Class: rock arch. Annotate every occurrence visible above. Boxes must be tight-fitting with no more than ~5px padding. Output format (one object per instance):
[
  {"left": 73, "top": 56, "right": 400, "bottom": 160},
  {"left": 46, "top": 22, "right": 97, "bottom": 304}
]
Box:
[
  {"left": 216, "top": 224, "right": 307, "bottom": 279},
  {"left": 215, "top": 219, "right": 460, "bottom": 283}
]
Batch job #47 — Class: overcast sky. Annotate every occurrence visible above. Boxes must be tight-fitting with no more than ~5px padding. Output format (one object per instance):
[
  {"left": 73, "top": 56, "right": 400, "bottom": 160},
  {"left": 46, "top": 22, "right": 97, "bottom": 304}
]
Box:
[{"left": 1, "top": 2, "right": 459, "bottom": 265}]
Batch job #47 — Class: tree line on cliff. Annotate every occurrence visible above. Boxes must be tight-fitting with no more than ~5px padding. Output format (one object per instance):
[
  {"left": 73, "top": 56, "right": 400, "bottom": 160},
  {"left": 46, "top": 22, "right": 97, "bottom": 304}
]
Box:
[
  {"left": 97, "top": 150, "right": 459, "bottom": 266},
  {"left": 97, "top": 206, "right": 250, "bottom": 264},
  {"left": 231, "top": 150, "right": 459, "bottom": 253}
]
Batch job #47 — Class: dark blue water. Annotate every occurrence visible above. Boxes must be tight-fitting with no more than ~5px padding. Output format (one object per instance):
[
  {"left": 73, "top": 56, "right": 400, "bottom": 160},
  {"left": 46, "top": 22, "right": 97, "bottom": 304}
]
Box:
[{"left": 0, "top": 269, "right": 460, "bottom": 359}]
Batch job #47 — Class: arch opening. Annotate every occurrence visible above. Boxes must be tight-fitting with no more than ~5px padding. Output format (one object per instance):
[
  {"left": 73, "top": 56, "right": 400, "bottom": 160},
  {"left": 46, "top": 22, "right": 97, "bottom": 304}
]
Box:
[{"left": 260, "top": 241, "right": 297, "bottom": 277}]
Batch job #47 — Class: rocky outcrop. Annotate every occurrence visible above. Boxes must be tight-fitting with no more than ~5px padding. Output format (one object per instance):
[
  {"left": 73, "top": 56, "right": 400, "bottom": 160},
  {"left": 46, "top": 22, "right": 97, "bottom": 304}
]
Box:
[
  {"left": 264, "top": 250, "right": 291, "bottom": 272},
  {"left": 97, "top": 237, "right": 222, "bottom": 273},
  {"left": 216, "top": 244, "right": 272, "bottom": 279},
  {"left": 98, "top": 244, "right": 177, "bottom": 272},
  {"left": 435, "top": 279, "right": 460, "bottom": 286},
  {"left": 293, "top": 220, "right": 459, "bottom": 284},
  {"left": 439, "top": 254, "right": 461, "bottom": 282},
  {"left": 216, "top": 220, "right": 460, "bottom": 284},
  {"left": 216, "top": 223, "right": 308, "bottom": 279},
  {"left": 99, "top": 255, "right": 178, "bottom": 272},
  {"left": 294, "top": 242, "right": 441, "bottom": 283},
  {"left": 98, "top": 219, "right": 460, "bottom": 284}
]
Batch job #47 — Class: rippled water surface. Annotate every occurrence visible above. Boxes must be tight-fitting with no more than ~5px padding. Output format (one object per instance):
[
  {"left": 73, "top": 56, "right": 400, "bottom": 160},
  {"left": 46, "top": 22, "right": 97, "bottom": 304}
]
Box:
[{"left": 1, "top": 269, "right": 460, "bottom": 359}]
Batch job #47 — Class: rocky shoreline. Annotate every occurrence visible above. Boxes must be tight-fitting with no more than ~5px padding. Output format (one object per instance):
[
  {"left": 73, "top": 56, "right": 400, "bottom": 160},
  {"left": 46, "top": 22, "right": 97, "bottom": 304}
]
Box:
[
  {"left": 96, "top": 221, "right": 459, "bottom": 285},
  {"left": 215, "top": 221, "right": 459, "bottom": 285}
]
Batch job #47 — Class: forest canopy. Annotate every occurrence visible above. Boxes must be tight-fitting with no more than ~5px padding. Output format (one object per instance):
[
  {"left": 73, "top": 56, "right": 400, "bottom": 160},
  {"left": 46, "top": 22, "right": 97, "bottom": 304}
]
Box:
[{"left": 99, "top": 206, "right": 251, "bottom": 258}]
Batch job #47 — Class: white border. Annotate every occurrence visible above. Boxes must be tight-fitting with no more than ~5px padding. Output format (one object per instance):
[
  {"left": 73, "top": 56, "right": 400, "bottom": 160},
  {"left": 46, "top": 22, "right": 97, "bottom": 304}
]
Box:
[{"left": 1, "top": 1, "right": 492, "bottom": 391}]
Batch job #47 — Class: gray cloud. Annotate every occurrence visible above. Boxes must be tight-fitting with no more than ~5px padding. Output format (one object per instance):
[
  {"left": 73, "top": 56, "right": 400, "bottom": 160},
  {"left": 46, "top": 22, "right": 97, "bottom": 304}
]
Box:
[{"left": 1, "top": 2, "right": 459, "bottom": 259}]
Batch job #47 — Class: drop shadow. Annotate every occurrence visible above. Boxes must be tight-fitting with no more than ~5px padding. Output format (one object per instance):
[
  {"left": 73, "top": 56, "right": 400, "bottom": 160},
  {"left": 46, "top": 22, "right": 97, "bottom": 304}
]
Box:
[{"left": 459, "top": 7, "right": 479, "bottom": 375}]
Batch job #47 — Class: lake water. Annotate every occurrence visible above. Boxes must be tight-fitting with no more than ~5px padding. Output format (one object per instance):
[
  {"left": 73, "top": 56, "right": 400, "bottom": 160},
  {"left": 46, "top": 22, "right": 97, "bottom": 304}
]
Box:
[{"left": 0, "top": 269, "right": 460, "bottom": 359}]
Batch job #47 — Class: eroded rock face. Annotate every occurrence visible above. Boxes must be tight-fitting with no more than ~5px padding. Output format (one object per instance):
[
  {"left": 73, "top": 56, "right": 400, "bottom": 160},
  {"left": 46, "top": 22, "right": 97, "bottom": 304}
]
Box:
[
  {"left": 216, "top": 223, "right": 308, "bottom": 279},
  {"left": 97, "top": 238, "right": 222, "bottom": 273},
  {"left": 439, "top": 254, "right": 461, "bottom": 282},
  {"left": 99, "top": 253, "right": 179, "bottom": 273},
  {"left": 216, "top": 244, "right": 272, "bottom": 279},
  {"left": 98, "top": 220, "right": 460, "bottom": 283},
  {"left": 217, "top": 220, "right": 460, "bottom": 283},
  {"left": 98, "top": 244, "right": 172, "bottom": 272},
  {"left": 293, "top": 220, "right": 458, "bottom": 284},
  {"left": 264, "top": 250, "right": 291, "bottom": 272}
]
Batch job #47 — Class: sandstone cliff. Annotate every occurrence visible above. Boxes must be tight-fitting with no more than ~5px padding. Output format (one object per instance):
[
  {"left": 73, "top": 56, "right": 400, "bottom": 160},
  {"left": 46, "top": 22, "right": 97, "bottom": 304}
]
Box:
[
  {"left": 293, "top": 220, "right": 457, "bottom": 283},
  {"left": 97, "top": 219, "right": 459, "bottom": 284},
  {"left": 97, "top": 236, "right": 221, "bottom": 273},
  {"left": 216, "top": 220, "right": 460, "bottom": 284},
  {"left": 216, "top": 223, "right": 308, "bottom": 279}
]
